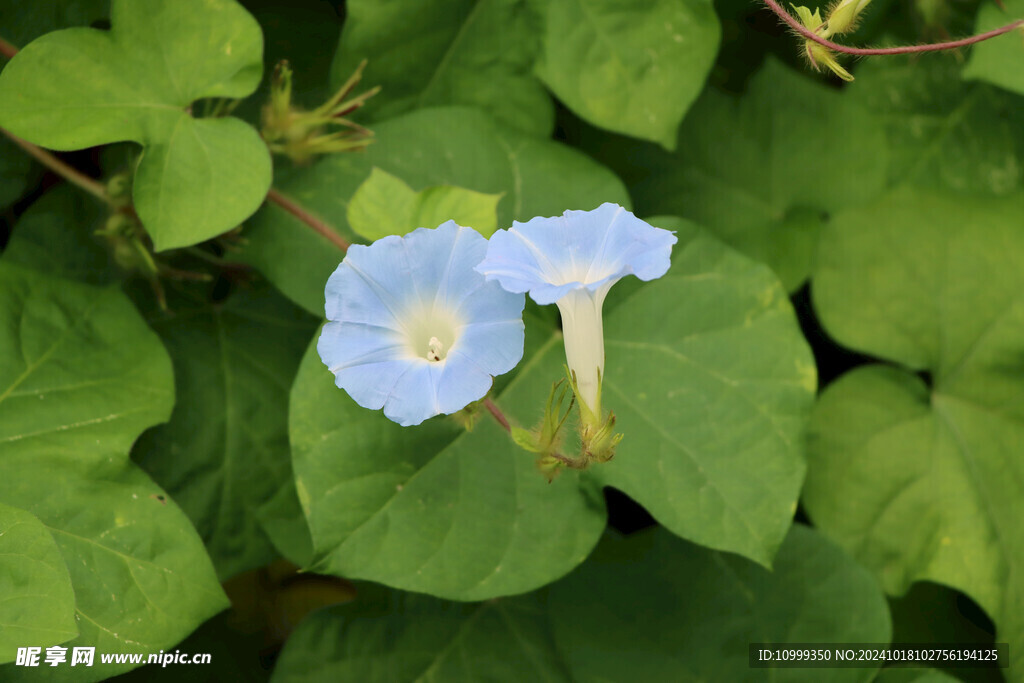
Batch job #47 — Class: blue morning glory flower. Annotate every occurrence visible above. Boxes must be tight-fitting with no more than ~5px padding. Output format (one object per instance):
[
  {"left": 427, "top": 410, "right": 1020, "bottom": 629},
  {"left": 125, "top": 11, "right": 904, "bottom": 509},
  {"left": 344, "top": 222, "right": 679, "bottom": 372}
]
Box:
[
  {"left": 318, "top": 221, "right": 526, "bottom": 427},
  {"left": 475, "top": 203, "right": 676, "bottom": 416}
]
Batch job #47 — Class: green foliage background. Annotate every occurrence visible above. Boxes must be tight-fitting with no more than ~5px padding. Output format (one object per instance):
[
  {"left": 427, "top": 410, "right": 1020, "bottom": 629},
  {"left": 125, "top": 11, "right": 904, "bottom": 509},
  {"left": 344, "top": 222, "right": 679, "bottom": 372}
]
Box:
[{"left": 0, "top": 0, "right": 1021, "bottom": 680}]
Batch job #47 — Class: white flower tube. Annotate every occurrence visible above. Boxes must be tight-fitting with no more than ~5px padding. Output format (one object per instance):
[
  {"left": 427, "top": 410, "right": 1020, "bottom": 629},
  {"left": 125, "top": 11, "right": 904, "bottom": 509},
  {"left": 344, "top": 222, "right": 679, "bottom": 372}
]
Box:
[
  {"left": 476, "top": 204, "right": 677, "bottom": 420},
  {"left": 556, "top": 283, "right": 613, "bottom": 415}
]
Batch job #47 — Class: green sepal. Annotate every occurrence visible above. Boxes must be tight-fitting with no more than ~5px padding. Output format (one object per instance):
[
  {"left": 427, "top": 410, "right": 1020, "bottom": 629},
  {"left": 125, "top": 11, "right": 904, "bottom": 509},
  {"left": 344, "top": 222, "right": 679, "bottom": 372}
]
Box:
[
  {"left": 511, "top": 426, "right": 541, "bottom": 453},
  {"left": 508, "top": 379, "right": 574, "bottom": 457}
]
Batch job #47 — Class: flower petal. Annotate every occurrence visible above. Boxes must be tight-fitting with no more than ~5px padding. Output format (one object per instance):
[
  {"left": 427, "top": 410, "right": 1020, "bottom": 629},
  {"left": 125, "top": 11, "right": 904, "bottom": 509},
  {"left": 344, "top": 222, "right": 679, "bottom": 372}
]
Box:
[
  {"left": 317, "top": 321, "right": 410, "bottom": 410},
  {"left": 325, "top": 237, "right": 410, "bottom": 330},
  {"left": 455, "top": 319, "right": 526, "bottom": 377},
  {"left": 434, "top": 354, "right": 495, "bottom": 416},
  {"left": 403, "top": 220, "right": 489, "bottom": 313},
  {"left": 477, "top": 203, "right": 677, "bottom": 305},
  {"left": 320, "top": 222, "right": 526, "bottom": 426}
]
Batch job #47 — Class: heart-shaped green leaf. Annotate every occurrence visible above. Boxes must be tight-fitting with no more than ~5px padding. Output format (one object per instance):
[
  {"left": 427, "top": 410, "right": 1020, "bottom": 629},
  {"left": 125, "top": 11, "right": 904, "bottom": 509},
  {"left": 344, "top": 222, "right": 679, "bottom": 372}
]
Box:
[
  {"left": 0, "top": 0, "right": 271, "bottom": 251},
  {"left": 806, "top": 185, "right": 1024, "bottom": 675},
  {"left": 0, "top": 264, "right": 227, "bottom": 681},
  {"left": 533, "top": 0, "right": 720, "bottom": 149},
  {"left": 331, "top": 0, "right": 553, "bottom": 136},
  {"left": 591, "top": 217, "right": 815, "bottom": 566}
]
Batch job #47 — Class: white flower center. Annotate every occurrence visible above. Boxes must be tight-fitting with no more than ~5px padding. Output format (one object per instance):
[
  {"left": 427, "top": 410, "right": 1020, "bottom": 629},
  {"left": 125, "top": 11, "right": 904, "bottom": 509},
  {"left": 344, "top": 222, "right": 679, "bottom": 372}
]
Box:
[
  {"left": 426, "top": 337, "right": 444, "bottom": 362},
  {"left": 404, "top": 307, "right": 460, "bottom": 362}
]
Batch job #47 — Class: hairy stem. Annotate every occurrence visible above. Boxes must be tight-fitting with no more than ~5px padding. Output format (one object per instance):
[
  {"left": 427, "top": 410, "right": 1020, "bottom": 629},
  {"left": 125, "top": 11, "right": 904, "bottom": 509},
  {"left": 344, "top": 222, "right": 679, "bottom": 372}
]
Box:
[
  {"left": 763, "top": 0, "right": 1024, "bottom": 55},
  {"left": 483, "top": 397, "right": 511, "bottom": 432},
  {"left": 266, "top": 188, "right": 350, "bottom": 252},
  {"left": 483, "top": 397, "right": 584, "bottom": 468},
  {"left": 2, "top": 128, "right": 109, "bottom": 202}
]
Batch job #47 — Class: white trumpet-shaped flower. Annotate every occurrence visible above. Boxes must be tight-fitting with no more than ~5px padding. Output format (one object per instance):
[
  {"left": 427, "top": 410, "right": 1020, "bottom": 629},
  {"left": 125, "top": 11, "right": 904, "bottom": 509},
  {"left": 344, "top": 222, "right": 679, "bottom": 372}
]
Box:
[
  {"left": 475, "top": 204, "right": 676, "bottom": 416},
  {"left": 318, "top": 221, "right": 526, "bottom": 427}
]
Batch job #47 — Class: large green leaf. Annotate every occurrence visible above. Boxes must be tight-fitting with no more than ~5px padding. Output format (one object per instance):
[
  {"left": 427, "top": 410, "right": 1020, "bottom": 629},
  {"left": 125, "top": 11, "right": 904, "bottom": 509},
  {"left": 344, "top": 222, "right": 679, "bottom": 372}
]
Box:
[
  {"left": 0, "top": 0, "right": 271, "bottom": 251},
  {"left": 0, "top": 264, "right": 227, "bottom": 681},
  {"left": 848, "top": 58, "right": 1024, "bottom": 196},
  {"left": 533, "top": 0, "right": 720, "bottom": 149},
  {"left": 291, "top": 319, "right": 607, "bottom": 601},
  {"left": 806, "top": 186, "right": 1024, "bottom": 676},
  {"left": 591, "top": 216, "right": 815, "bottom": 566},
  {"left": 289, "top": 222, "right": 812, "bottom": 599},
  {"left": 240, "top": 106, "right": 630, "bottom": 315},
  {"left": 133, "top": 282, "right": 317, "bottom": 580},
  {"left": 331, "top": 0, "right": 553, "bottom": 136},
  {"left": 0, "top": 503, "right": 77, "bottom": 664},
  {"left": 964, "top": 0, "right": 1024, "bottom": 96},
  {"left": 583, "top": 57, "right": 887, "bottom": 291},
  {"left": 270, "top": 525, "right": 890, "bottom": 682},
  {"left": 550, "top": 525, "right": 890, "bottom": 683},
  {"left": 270, "top": 584, "right": 569, "bottom": 682}
]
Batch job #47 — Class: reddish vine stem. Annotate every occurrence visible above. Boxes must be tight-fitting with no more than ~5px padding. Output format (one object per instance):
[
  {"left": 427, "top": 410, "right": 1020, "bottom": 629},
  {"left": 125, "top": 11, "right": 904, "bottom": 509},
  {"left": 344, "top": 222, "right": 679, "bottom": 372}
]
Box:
[
  {"left": 762, "top": 0, "right": 1024, "bottom": 55},
  {"left": 2, "top": 128, "right": 109, "bottom": 201},
  {"left": 482, "top": 397, "right": 585, "bottom": 469},
  {"left": 0, "top": 36, "right": 16, "bottom": 60},
  {"left": 266, "top": 188, "right": 350, "bottom": 252},
  {"left": 483, "top": 397, "right": 511, "bottom": 432}
]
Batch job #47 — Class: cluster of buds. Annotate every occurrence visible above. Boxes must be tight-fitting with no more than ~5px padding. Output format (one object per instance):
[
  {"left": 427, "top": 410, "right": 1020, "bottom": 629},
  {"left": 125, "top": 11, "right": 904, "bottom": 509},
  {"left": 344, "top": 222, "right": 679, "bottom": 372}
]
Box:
[
  {"left": 792, "top": 0, "right": 872, "bottom": 81},
  {"left": 261, "top": 60, "right": 380, "bottom": 164},
  {"left": 510, "top": 368, "right": 623, "bottom": 481}
]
